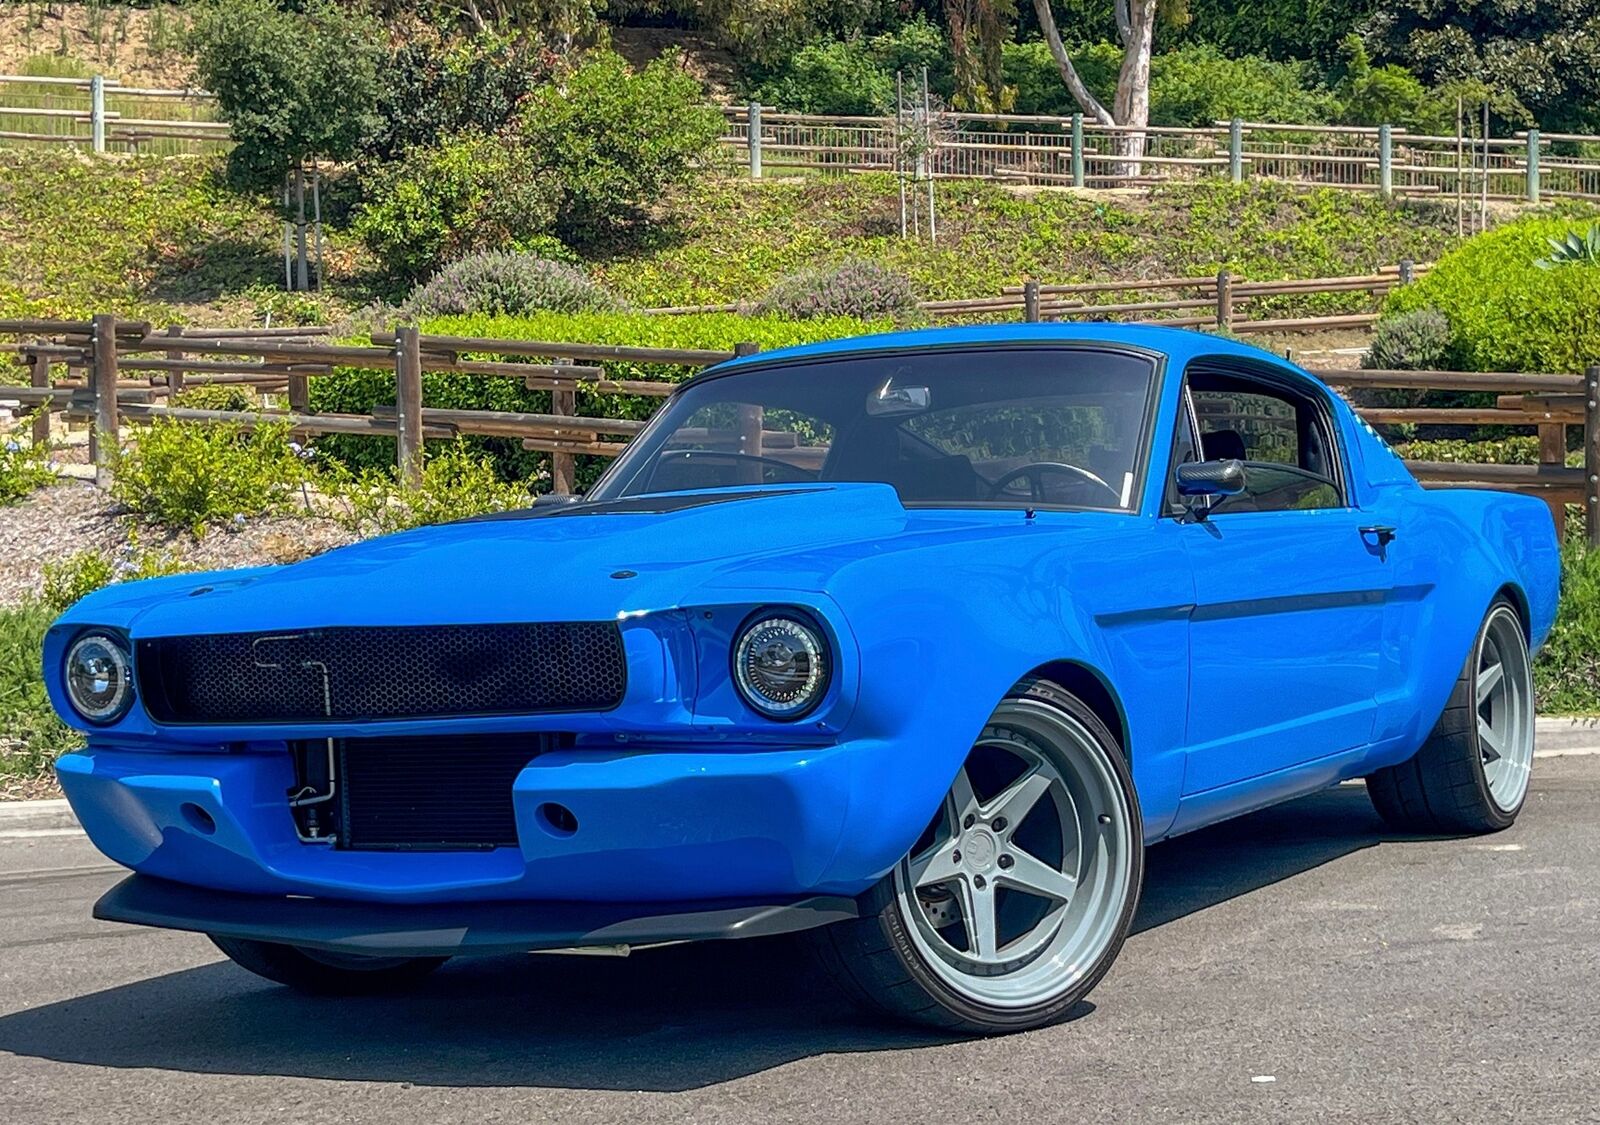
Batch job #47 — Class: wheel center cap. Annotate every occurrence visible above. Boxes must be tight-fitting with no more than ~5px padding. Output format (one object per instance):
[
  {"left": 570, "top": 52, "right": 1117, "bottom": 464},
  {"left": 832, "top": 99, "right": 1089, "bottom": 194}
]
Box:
[{"left": 963, "top": 829, "right": 998, "bottom": 871}]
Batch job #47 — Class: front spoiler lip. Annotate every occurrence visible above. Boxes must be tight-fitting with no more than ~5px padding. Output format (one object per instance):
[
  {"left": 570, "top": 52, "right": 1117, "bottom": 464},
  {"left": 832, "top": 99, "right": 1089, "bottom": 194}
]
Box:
[{"left": 93, "top": 874, "right": 861, "bottom": 959}]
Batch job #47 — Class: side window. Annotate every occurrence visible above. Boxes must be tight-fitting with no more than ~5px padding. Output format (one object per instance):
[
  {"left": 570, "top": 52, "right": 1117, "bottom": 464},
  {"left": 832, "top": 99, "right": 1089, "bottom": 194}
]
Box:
[
  {"left": 1185, "top": 367, "right": 1344, "bottom": 514},
  {"left": 646, "top": 403, "right": 831, "bottom": 492}
]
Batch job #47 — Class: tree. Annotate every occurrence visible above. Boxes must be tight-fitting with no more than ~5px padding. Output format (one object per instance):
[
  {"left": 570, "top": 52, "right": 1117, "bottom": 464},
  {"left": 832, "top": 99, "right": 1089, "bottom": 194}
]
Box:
[
  {"left": 1366, "top": 0, "right": 1600, "bottom": 132},
  {"left": 1029, "top": 0, "right": 1163, "bottom": 165},
  {"left": 945, "top": 0, "right": 1018, "bottom": 112},
  {"left": 188, "top": 0, "right": 384, "bottom": 186}
]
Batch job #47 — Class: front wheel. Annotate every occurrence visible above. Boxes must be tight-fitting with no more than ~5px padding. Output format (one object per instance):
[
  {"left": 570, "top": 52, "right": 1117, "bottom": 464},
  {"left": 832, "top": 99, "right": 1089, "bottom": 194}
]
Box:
[
  {"left": 210, "top": 935, "right": 447, "bottom": 995},
  {"left": 808, "top": 679, "right": 1143, "bottom": 1034}
]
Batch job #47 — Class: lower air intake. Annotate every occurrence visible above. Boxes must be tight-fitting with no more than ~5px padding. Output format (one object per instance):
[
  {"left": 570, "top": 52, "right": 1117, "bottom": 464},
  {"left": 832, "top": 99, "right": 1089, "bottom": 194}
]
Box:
[{"left": 333, "top": 734, "right": 552, "bottom": 851}]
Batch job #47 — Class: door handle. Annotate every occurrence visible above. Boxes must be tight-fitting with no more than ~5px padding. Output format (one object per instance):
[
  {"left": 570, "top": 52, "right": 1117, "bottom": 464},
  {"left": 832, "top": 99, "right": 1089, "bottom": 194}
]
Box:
[{"left": 1360, "top": 524, "right": 1397, "bottom": 547}]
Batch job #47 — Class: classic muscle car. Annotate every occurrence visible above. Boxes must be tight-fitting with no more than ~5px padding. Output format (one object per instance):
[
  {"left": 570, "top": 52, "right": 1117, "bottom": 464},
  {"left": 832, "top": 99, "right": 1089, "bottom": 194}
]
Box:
[{"left": 47, "top": 324, "right": 1559, "bottom": 1034}]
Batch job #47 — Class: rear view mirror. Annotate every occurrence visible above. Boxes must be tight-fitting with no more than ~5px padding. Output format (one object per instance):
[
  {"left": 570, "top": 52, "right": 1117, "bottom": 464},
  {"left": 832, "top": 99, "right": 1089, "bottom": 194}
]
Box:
[
  {"left": 867, "top": 381, "right": 931, "bottom": 417},
  {"left": 1176, "top": 459, "right": 1247, "bottom": 500}
]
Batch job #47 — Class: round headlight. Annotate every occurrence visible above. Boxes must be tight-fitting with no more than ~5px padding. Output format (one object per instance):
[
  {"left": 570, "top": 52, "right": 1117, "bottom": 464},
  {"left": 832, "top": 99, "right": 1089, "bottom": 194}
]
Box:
[
  {"left": 64, "top": 632, "right": 134, "bottom": 724},
  {"left": 733, "top": 613, "right": 830, "bottom": 720}
]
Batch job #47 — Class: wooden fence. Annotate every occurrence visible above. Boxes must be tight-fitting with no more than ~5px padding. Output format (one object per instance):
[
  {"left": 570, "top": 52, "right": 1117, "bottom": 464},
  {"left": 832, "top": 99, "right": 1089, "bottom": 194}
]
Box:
[
  {"left": 2, "top": 316, "right": 1597, "bottom": 544},
  {"left": 645, "top": 265, "right": 1428, "bottom": 335},
  {"left": 724, "top": 106, "right": 1600, "bottom": 203}
]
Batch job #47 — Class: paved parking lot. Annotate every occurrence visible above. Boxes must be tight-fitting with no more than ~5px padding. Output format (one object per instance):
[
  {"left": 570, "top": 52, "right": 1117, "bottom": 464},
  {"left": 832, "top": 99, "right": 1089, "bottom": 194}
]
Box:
[{"left": 2, "top": 755, "right": 1597, "bottom": 1124}]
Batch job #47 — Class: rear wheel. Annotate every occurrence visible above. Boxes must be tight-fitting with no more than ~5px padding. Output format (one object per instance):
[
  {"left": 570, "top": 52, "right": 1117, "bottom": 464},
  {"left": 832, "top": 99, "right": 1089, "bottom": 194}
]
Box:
[
  {"left": 808, "top": 679, "right": 1142, "bottom": 1034},
  {"left": 210, "top": 935, "right": 447, "bottom": 995},
  {"left": 1367, "top": 598, "right": 1535, "bottom": 834}
]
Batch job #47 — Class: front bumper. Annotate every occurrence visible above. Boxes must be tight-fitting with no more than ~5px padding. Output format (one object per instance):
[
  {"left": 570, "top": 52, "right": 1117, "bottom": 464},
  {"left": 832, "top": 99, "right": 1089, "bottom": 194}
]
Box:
[
  {"left": 56, "top": 739, "right": 879, "bottom": 904},
  {"left": 95, "top": 873, "right": 859, "bottom": 958}
]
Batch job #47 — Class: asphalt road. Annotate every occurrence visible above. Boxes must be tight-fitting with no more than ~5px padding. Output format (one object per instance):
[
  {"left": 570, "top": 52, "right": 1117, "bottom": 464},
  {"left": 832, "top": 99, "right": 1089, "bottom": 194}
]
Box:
[{"left": 2, "top": 756, "right": 1597, "bottom": 1125}]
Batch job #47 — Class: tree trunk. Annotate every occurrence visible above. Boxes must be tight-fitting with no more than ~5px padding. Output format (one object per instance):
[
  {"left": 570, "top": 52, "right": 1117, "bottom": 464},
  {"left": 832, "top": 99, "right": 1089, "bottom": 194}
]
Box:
[
  {"left": 1112, "top": 1, "right": 1157, "bottom": 178},
  {"left": 1032, "top": 0, "right": 1156, "bottom": 179}
]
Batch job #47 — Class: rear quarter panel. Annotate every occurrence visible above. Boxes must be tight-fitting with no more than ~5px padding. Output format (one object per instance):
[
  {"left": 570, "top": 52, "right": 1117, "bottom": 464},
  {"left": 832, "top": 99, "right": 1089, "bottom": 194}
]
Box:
[{"left": 1369, "top": 483, "right": 1560, "bottom": 766}]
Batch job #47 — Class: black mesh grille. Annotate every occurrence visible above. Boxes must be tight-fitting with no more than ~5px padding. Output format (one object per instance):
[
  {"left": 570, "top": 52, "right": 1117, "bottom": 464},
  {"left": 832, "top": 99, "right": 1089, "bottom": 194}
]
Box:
[
  {"left": 136, "top": 623, "right": 626, "bottom": 724},
  {"left": 334, "top": 734, "right": 548, "bottom": 850}
]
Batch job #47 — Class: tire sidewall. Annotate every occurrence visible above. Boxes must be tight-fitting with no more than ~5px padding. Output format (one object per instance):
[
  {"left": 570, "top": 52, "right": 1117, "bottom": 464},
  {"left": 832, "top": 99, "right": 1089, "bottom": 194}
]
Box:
[
  {"left": 1470, "top": 598, "right": 1532, "bottom": 826},
  {"left": 873, "top": 682, "right": 1144, "bottom": 1031}
]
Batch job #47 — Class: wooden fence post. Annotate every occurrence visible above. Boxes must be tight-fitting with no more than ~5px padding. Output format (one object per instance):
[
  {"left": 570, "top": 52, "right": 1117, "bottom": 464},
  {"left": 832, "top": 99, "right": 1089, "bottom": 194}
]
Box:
[
  {"left": 1587, "top": 364, "right": 1600, "bottom": 548},
  {"left": 1070, "top": 114, "right": 1085, "bottom": 188},
  {"left": 394, "top": 325, "right": 424, "bottom": 488},
  {"left": 90, "top": 313, "right": 119, "bottom": 488},
  {"left": 549, "top": 359, "right": 577, "bottom": 496},
  {"left": 1378, "top": 124, "right": 1393, "bottom": 198},
  {"left": 1540, "top": 421, "right": 1568, "bottom": 540},
  {"left": 1215, "top": 271, "right": 1234, "bottom": 333},
  {"left": 163, "top": 324, "right": 186, "bottom": 399},
  {"left": 1526, "top": 129, "right": 1541, "bottom": 204},
  {"left": 748, "top": 103, "right": 763, "bottom": 180},
  {"left": 1229, "top": 118, "right": 1243, "bottom": 183},
  {"left": 1023, "top": 279, "right": 1040, "bottom": 323},
  {"left": 29, "top": 348, "right": 51, "bottom": 448}
]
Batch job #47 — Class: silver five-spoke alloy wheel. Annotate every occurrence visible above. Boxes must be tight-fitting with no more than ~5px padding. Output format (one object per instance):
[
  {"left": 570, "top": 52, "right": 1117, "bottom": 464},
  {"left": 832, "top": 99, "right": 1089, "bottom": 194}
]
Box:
[
  {"left": 1475, "top": 603, "right": 1534, "bottom": 814},
  {"left": 893, "top": 694, "right": 1137, "bottom": 1011}
]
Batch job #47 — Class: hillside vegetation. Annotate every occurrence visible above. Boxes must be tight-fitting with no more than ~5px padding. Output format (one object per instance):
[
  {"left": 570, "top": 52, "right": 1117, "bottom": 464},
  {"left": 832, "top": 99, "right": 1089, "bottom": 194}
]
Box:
[{"left": 0, "top": 152, "right": 1461, "bottom": 326}]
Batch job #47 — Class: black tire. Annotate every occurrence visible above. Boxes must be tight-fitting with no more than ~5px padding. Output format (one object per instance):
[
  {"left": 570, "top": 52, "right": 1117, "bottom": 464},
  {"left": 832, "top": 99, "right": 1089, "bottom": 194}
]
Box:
[
  {"left": 1367, "top": 597, "right": 1532, "bottom": 835},
  {"left": 805, "top": 678, "right": 1143, "bottom": 1035},
  {"left": 209, "top": 935, "right": 447, "bottom": 995}
]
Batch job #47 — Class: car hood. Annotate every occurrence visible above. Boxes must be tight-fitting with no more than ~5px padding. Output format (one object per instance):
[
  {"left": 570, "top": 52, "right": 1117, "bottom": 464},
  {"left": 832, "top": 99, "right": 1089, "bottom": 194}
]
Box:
[{"left": 81, "top": 484, "right": 947, "bottom": 637}]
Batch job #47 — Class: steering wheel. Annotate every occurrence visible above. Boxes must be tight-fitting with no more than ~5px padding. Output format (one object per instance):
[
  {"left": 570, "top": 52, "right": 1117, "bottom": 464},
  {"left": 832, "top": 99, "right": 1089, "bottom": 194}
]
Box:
[{"left": 986, "top": 462, "right": 1122, "bottom": 506}]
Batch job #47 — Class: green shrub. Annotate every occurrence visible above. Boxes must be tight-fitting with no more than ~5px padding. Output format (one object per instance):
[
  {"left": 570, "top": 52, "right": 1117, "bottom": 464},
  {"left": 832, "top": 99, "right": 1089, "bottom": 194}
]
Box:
[
  {"left": 1386, "top": 216, "right": 1600, "bottom": 374},
  {"left": 322, "top": 441, "right": 533, "bottom": 538},
  {"left": 1005, "top": 40, "right": 1122, "bottom": 117},
  {"left": 743, "top": 16, "right": 950, "bottom": 115},
  {"left": 1392, "top": 436, "right": 1543, "bottom": 465},
  {"left": 40, "top": 539, "right": 190, "bottom": 613},
  {"left": 1364, "top": 307, "right": 1452, "bottom": 371},
  {"left": 405, "top": 253, "right": 622, "bottom": 319},
  {"left": 521, "top": 49, "right": 726, "bottom": 245},
  {"left": 173, "top": 383, "right": 262, "bottom": 413},
  {"left": 1536, "top": 544, "right": 1600, "bottom": 714},
  {"left": 187, "top": 0, "right": 384, "bottom": 188},
  {"left": 0, "top": 601, "right": 78, "bottom": 788},
  {"left": 311, "top": 311, "right": 887, "bottom": 486},
  {"left": 366, "top": 31, "right": 548, "bottom": 163},
  {"left": 354, "top": 131, "right": 559, "bottom": 283},
  {"left": 1148, "top": 45, "right": 1335, "bottom": 128},
  {"left": 1006, "top": 41, "right": 1333, "bottom": 125},
  {"left": 755, "top": 259, "right": 918, "bottom": 320},
  {"left": 1, "top": 424, "right": 53, "bottom": 505},
  {"left": 111, "top": 420, "right": 311, "bottom": 535}
]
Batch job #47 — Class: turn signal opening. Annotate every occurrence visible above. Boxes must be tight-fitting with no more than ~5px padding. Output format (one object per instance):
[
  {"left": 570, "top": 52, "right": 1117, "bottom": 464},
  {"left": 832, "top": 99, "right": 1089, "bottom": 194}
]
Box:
[{"left": 536, "top": 802, "right": 579, "bottom": 838}]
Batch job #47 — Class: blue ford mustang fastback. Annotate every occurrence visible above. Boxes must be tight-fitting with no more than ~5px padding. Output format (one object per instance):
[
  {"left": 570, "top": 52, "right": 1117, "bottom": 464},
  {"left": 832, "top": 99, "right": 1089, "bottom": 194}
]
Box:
[{"left": 47, "top": 325, "right": 1560, "bottom": 1033}]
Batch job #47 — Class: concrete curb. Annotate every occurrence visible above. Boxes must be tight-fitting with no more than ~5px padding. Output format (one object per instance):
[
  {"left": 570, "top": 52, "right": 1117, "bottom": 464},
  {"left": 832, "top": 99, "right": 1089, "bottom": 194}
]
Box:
[{"left": 0, "top": 797, "right": 78, "bottom": 829}]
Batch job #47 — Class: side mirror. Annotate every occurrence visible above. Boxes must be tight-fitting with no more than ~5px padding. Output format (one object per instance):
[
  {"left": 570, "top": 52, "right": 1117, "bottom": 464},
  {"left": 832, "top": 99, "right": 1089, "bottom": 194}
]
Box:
[
  {"left": 1175, "top": 460, "right": 1246, "bottom": 517},
  {"left": 533, "top": 493, "right": 584, "bottom": 508}
]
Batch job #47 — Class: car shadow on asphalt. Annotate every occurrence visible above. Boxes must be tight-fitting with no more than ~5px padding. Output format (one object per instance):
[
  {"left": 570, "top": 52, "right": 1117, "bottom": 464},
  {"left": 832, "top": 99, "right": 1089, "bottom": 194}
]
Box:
[{"left": 0, "top": 784, "right": 1388, "bottom": 1091}]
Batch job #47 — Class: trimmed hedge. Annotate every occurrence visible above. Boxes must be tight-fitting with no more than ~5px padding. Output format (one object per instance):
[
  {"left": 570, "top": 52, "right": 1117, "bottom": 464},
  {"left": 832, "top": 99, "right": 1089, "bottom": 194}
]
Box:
[
  {"left": 1385, "top": 216, "right": 1600, "bottom": 374},
  {"left": 310, "top": 311, "right": 889, "bottom": 488}
]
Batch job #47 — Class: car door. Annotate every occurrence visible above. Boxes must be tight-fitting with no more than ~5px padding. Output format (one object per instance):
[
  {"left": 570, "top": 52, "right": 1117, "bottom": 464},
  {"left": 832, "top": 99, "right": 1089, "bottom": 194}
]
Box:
[{"left": 1171, "top": 360, "right": 1395, "bottom": 794}]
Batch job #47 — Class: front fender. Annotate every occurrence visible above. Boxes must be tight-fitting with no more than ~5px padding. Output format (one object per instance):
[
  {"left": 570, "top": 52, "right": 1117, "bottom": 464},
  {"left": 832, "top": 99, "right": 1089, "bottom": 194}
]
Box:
[{"left": 777, "top": 517, "right": 1191, "bottom": 891}]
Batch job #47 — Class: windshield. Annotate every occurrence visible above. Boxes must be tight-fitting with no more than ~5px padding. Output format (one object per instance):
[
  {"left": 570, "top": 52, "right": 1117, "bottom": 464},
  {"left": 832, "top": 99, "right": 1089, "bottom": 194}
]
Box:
[{"left": 590, "top": 346, "right": 1159, "bottom": 511}]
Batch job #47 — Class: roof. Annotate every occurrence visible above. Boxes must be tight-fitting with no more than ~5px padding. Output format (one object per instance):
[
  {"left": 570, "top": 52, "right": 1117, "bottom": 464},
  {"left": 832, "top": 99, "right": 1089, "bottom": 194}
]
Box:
[{"left": 713, "top": 322, "right": 1289, "bottom": 373}]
